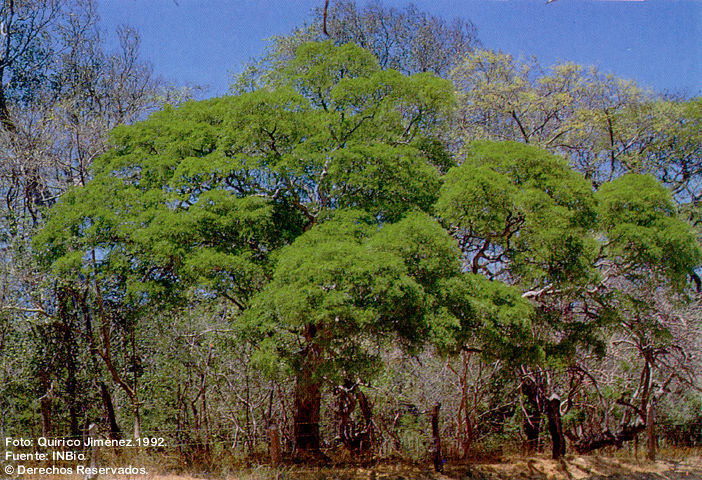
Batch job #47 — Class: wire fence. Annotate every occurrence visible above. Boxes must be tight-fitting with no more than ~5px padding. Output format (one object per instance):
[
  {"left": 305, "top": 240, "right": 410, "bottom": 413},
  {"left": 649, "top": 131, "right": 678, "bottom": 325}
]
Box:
[
  {"left": 4, "top": 420, "right": 700, "bottom": 467},
  {"left": 3, "top": 420, "right": 465, "bottom": 462}
]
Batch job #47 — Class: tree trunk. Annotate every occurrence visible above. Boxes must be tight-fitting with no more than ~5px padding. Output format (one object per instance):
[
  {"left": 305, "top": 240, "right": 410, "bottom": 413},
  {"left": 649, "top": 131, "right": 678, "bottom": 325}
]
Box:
[
  {"left": 66, "top": 359, "right": 79, "bottom": 437},
  {"left": 573, "top": 422, "right": 646, "bottom": 453},
  {"left": 39, "top": 370, "right": 52, "bottom": 437},
  {"left": 56, "top": 286, "right": 80, "bottom": 438},
  {"left": 293, "top": 373, "right": 321, "bottom": 453},
  {"left": 646, "top": 398, "right": 656, "bottom": 461},
  {"left": 61, "top": 315, "right": 80, "bottom": 437},
  {"left": 432, "top": 403, "right": 443, "bottom": 473},
  {"left": 522, "top": 379, "right": 541, "bottom": 453},
  {"left": 356, "top": 387, "right": 373, "bottom": 453},
  {"left": 464, "top": 414, "right": 474, "bottom": 459},
  {"left": 86, "top": 424, "right": 99, "bottom": 480},
  {"left": 40, "top": 395, "right": 52, "bottom": 438},
  {"left": 133, "top": 404, "right": 141, "bottom": 440},
  {"left": 546, "top": 394, "right": 565, "bottom": 459},
  {"left": 294, "top": 324, "right": 322, "bottom": 454},
  {"left": 99, "top": 381, "right": 121, "bottom": 440},
  {"left": 336, "top": 380, "right": 374, "bottom": 453},
  {"left": 269, "top": 423, "right": 282, "bottom": 465}
]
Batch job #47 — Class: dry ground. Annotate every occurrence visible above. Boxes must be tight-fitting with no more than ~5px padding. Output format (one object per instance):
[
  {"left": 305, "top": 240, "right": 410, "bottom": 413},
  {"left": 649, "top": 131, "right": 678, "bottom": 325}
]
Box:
[
  {"left": 16, "top": 454, "right": 702, "bottom": 480},
  {"left": 216, "top": 455, "right": 702, "bottom": 480}
]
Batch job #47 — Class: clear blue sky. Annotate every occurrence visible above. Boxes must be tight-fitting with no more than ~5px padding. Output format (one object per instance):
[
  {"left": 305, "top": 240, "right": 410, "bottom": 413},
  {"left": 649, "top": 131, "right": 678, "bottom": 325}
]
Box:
[{"left": 98, "top": 0, "right": 701, "bottom": 98}]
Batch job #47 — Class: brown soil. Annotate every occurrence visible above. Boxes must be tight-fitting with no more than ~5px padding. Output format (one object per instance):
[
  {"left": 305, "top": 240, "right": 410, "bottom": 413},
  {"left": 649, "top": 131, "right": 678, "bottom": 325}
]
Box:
[
  {"left": 152, "top": 455, "right": 702, "bottom": 480},
  {"left": 15, "top": 455, "right": 702, "bottom": 479}
]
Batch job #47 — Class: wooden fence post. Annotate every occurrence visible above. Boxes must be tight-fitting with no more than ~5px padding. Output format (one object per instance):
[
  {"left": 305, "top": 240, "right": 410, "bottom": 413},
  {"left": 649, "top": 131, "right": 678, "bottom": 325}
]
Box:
[
  {"left": 269, "top": 422, "right": 282, "bottom": 466},
  {"left": 431, "top": 403, "right": 443, "bottom": 473}
]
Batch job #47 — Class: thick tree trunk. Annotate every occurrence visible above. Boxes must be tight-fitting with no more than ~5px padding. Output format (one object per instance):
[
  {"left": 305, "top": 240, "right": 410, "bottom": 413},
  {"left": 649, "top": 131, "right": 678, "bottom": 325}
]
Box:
[
  {"left": 336, "top": 380, "right": 374, "bottom": 453},
  {"left": 546, "top": 394, "right": 565, "bottom": 459},
  {"left": 573, "top": 422, "right": 646, "bottom": 453},
  {"left": 294, "top": 324, "right": 323, "bottom": 454},
  {"left": 293, "top": 373, "right": 321, "bottom": 453}
]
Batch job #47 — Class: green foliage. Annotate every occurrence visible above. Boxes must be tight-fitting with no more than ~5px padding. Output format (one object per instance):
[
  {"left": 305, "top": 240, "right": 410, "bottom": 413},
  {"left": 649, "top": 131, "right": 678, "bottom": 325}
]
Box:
[
  {"left": 596, "top": 174, "right": 701, "bottom": 289},
  {"left": 451, "top": 50, "right": 702, "bottom": 222},
  {"left": 27, "top": 35, "right": 701, "bottom": 457},
  {"left": 436, "top": 140, "right": 597, "bottom": 288},
  {"left": 440, "top": 273, "right": 538, "bottom": 364},
  {"left": 33, "top": 44, "right": 472, "bottom": 450},
  {"left": 434, "top": 140, "right": 699, "bottom": 369},
  {"left": 244, "top": 210, "right": 463, "bottom": 383},
  {"left": 35, "top": 42, "right": 455, "bottom": 314}
]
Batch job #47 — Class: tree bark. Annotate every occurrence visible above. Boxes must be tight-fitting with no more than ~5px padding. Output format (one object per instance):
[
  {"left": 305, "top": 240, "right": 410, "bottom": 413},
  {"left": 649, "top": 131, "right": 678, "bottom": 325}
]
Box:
[
  {"left": 66, "top": 351, "right": 79, "bottom": 437},
  {"left": 573, "top": 422, "right": 646, "bottom": 453},
  {"left": 57, "top": 287, "right": 80, "bottom": 437},
  {"left": 99, "top": 381, "right": 121, "bottom": 440},
  {"left": 336, "top": 380, "right": 374, "bottom": 453},
  {"left": 38, "top": 370, "right": 52, "bottom": 438},
  {"left": 546, "top": 394, "right": 565, "bottom": 459},
  {"left": 522, "top": 379, "right": 541, "bottom": 453},
  {"left": 293, "top": 324, "right": 323, "bottom": 454},
  {"left": 40, "top": 394, "right": 52, "bottom": 438},
  {"left": 86, "top": 423, "right": 99, "bottom": 480},
  {"left": 293, "top": 373, "right": 321, "bottom": 453},
  {"left": 356, "top": 388, "right": 373, "bottom": 453},
  {"left": 133, "top": 404, "right": 141, "bottom": 440},
  {"left": 432, "top": 403, "right": 443, "bottom": 473},
  {"left": 646, "top": 397, "right": 656, "bottom": 461},
  {"left": 270, "top": 423, "right": 282, "bottom": 465}
]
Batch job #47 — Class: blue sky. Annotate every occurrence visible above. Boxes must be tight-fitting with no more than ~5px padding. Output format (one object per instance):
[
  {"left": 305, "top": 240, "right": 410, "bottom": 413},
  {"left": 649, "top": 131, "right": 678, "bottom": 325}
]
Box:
[{"left": 98, "top": 0, "right": 701, "bottom": 97}]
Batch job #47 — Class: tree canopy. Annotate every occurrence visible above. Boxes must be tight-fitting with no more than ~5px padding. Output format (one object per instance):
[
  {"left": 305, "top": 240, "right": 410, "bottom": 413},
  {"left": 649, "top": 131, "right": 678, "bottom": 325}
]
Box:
[
  {"left": 36, "top": 41, "right": 455, "bottom": 310},
  {"left": 7, "top": 11, "right": 700, "bottom": 466}
]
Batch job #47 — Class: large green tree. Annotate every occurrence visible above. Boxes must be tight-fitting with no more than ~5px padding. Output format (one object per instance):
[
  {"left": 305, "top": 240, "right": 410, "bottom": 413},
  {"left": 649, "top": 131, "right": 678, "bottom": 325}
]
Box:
[
  {"left": 436, "top": 141, "right": 599, "bottom": 457},
  {"left": 243, "top": 210, "right": 463, "bottom": 451},
  {"left": 34, "top": 40, "right": 458, "bottom": 447}
]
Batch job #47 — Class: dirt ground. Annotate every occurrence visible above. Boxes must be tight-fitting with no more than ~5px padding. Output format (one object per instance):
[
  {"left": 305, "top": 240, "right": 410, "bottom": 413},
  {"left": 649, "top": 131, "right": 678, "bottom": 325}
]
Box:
[
  {"left": 14, "top": 454, "right": 702, "bottom": 480},
  {"left": 146, "top": 455, "right": 702, "bottom": 480}
]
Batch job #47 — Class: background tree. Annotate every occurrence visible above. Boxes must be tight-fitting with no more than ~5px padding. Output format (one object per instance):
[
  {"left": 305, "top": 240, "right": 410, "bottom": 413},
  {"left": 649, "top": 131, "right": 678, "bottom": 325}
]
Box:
[
  {"left": 450, "top": 55, "right": 700, "bottom": 456},
  {"left": 567, "top": 174, "right": 701, "bottom": 455},
  {"left": 0, "top": 0, "right": 163, "bottom": 439},
  {"left": 435, "top": 141, "right": 598, "bottom": 458},
  {"left": 435, "top": 141, "right": 700, "bottom": 458},
  {"left": 450, "top": 50, "right": 701, "bottom": 226},
  {"left": 231, "top": 0, "right": 479, "bottom": 94}
]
